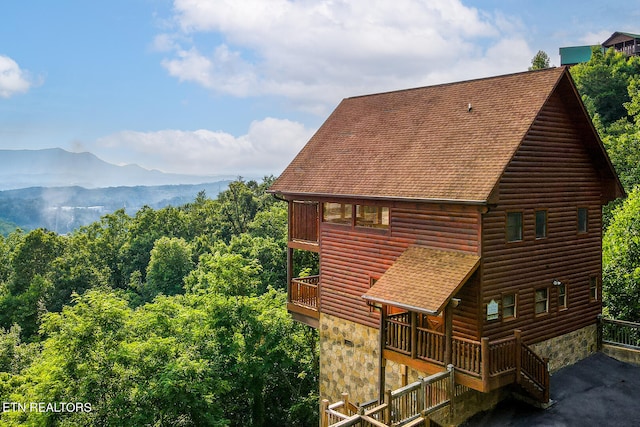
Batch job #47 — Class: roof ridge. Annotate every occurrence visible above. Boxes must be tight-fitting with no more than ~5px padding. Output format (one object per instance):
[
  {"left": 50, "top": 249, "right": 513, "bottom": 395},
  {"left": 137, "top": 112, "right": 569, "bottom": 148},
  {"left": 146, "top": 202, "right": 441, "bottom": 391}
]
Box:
[{"left": 346, "top": 67, "right": 565, "bottom": 100}]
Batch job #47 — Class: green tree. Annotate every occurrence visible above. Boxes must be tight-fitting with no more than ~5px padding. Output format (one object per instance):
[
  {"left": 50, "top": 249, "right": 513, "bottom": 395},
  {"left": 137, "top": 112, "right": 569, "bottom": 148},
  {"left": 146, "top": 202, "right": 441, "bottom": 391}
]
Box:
[
  {"left": 603, "top": 188, "right": 640, "bottom": 320},
  {"left": 185, "top": 251, "right": 262, "bottom": 296},
  {"left": 571, "top": 48, "right": 640, "bottom": 127},
  {"left": 529, "top": 50, "right": 550, "bottom": 70},
  {"left": 8, "top": 228, "right": 64, "bottom": 295},
  {"left": 143, "top": 236, "right": 194, "bottom": 300}
]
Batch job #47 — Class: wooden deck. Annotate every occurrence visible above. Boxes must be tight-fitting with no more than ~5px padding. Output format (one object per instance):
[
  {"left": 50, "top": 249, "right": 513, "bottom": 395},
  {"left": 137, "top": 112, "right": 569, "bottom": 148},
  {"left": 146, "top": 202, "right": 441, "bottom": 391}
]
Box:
[
  {"left": 287, "top": 275, "right": 320, "bottom": 328},
  {"left": 384, "top": 312, "right": 549, "bottom": 401}
]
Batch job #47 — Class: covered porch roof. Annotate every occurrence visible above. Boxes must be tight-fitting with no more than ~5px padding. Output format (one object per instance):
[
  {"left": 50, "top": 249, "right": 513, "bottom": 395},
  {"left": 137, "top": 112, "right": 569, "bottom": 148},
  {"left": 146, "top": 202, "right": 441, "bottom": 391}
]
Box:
[{"left": 362, "top": 246, "right": 480, "bottom": 315}]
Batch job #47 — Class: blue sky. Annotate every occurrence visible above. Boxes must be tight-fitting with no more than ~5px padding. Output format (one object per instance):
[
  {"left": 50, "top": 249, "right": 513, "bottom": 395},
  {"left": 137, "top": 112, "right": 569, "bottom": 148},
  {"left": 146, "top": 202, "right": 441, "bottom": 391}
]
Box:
[{"left": 1, "top": 0, "right": 638, "bottom": 179}]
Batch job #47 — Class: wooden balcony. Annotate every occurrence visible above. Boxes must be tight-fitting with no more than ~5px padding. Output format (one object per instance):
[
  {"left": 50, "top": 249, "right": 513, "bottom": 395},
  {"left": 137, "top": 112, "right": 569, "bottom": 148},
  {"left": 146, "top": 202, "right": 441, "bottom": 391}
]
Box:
[
  {"left": 383, "top": 312, "right": 549, "bottom": 403},
  {"left": 287, "top": 275, "right": 320, "bottom": 328}
]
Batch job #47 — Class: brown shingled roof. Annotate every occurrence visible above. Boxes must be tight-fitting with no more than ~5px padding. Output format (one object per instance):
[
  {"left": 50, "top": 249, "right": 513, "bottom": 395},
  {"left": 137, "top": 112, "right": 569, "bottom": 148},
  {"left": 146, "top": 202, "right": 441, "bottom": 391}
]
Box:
[
  {"left": 270, "top": 67, "right": 568, "bottom": 202},
  {"left": 363, "top": 247, "right": 480, "bottom": 314}
]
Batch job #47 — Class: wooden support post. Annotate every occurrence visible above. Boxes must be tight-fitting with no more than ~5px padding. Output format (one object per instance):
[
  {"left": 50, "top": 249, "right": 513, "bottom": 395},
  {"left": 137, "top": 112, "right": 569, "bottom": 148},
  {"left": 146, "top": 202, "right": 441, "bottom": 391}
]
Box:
[
  {"left": 320, "top": 399, "right": 329, "bottom": 427},
  {"left": 342, "top": 392, "right": 349, "bottom": 415},
  {"left": 401, "top": 364, "right": 408, "bottom": 387},
  {"left": 418, "top": 376, "right": 425, "bottom": 411},
  {"left": 543, "top": 357, "right": 550, "bottom": 403},
  {"left": 411, "top": 311, "right": 417, "bottom": 359},
  {"left": 514, "top": 329, "right": 522, "bottom": 385},
  {"left": 444, "top": 303, "right": 453, "bottom": 365},
  {"left": 480, "top": 338, "right": 490, "bottom": 392},
  {"left": 447, "top": 364, "right": 455, "bottom": 418},
  {"left": 384, "top": 389, "right": 392, "bottom": 425},
  {"left": 597, "top": 314, "right": 603, "bottom": 351},
  {"left": 286, "top": 246, "right": 293, "bottom": 303},
  {"left": 379, "top": 305, "right": 387, "bottom": 404}
]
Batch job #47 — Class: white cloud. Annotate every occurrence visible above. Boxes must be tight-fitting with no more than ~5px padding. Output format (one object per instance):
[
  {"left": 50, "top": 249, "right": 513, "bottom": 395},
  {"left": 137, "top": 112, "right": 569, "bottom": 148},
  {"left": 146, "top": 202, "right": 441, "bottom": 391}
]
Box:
[
  {"left": 94, "top": 117, "right": 314, "bottom": 176},
  {"left": 0, "top": 55, "right": 33, "bottom": 98},
  {"left": 159, "top": 0, "right": 531, "bottom": 115}
]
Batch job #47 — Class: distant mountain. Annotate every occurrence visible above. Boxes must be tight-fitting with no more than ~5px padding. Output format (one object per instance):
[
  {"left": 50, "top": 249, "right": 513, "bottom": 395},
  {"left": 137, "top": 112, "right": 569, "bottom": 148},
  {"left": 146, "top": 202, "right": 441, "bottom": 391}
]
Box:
[
  {"left": 0, "top": 148, "right": 234, "bottom": 190},
  {"left": 0, "top": 182, "right": 231, "bottom": 235}
]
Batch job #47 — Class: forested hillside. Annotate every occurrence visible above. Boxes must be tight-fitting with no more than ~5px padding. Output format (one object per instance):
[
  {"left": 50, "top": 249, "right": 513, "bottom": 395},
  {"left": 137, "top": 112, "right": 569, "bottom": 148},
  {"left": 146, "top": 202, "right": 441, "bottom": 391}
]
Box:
[
  {"left": 568, "top": 49, "right": 640, "bottom": 321},
  {"left": 0, "top": 177, "right": 319, "bottom": 426}
]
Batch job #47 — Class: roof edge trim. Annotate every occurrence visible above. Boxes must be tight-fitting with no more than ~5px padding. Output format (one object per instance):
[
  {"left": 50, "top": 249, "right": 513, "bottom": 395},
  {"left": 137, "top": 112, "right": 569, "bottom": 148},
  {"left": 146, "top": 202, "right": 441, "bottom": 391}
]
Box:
[{"left": 267, "top": 190, "right": 488, "bottom": 205}]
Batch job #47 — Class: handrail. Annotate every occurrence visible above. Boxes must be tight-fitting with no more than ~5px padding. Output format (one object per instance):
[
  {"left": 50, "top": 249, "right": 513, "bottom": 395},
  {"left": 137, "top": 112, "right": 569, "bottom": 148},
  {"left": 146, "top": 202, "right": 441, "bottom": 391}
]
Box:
[
  {"left": 289, "top": 275, "right": 319, "bottom": 310},
  {"left": 601, "top": 317, "right": 640, "bottom": 349}
]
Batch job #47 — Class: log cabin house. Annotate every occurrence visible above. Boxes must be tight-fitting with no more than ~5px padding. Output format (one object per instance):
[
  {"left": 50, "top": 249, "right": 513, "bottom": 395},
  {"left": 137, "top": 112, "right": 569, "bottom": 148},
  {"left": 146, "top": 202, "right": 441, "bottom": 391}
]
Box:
[{"left": 268, "top": 67, "right": 624, "bottom": 422}]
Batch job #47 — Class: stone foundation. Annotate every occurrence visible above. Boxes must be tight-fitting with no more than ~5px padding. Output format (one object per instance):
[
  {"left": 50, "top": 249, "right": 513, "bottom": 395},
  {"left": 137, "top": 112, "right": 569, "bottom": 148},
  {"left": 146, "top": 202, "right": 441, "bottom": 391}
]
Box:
[
  {"left": 319, "top": 313, "right": 380, "bottom": 404},
  {"left": 319, "top": 314, "right": 427, "bottom": 405},
  {"left": 428, "top": 386, "right": 510, "bottom": 426},
  {"left": 529, "top": 323, "right": 598, "bottom": 373}
]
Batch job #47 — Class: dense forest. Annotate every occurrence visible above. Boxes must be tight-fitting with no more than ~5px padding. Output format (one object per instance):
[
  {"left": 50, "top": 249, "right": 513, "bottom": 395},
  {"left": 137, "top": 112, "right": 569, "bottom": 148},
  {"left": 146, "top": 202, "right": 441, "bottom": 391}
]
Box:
[
  {"left": 2, "top": 49, "right": 640, "bottom": 426},
  {"left": 0, "top": 178, "right": 319, "bottom": 426}
]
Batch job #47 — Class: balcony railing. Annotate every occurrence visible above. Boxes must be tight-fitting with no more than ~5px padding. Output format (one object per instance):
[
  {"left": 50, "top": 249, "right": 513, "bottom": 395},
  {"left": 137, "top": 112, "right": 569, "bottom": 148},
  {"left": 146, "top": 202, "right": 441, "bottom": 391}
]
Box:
[
  {"left": 289, "top": 275, "right": 319, "bottom": 311},
  {"left": 383, "top": 312, "right": 549, "bottom": 401}
]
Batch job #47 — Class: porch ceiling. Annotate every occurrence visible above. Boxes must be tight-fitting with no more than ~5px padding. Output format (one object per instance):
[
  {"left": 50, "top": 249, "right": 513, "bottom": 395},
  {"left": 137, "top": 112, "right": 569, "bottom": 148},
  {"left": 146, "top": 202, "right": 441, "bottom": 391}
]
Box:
[{"left": 362, "top": 246, "right": 480, "bottom": 315}]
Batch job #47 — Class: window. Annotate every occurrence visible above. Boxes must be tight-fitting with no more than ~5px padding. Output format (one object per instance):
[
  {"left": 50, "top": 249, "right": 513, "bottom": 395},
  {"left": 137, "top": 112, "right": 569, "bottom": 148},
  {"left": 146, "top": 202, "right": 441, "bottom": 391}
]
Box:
[
  {"left": 578, "top": 208, "right": 588, "bottom": 233},
  {"left": 558, "top": 283, "right": 567, "bottom": 310},
  {"left": 355, "top": 205, "right": 389, "bottom": 229},
  {"left": 535, "top": 288, "right": 548, "bottom": 315},
  {"left": 502, "top": 293, "right": 516, "bottom": 320},
  {"left": 535, "top": 210, "right": 547, "bottom": 239},
  {"left": 590, "top": 276, "right": 598, "bottom": 301},
  {"left": 323, "top": 202, "right": 352, "bottom": 224},
  {"left": 506, "top": 212, "right": 523, "bottom": 242}
]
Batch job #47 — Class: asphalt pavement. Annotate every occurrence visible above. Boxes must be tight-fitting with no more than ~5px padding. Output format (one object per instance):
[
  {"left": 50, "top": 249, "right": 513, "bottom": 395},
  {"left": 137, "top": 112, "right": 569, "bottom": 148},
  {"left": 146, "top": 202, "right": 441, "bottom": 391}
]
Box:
[{"left": 464, "top": 352, "right": 640, "bottom": 427}]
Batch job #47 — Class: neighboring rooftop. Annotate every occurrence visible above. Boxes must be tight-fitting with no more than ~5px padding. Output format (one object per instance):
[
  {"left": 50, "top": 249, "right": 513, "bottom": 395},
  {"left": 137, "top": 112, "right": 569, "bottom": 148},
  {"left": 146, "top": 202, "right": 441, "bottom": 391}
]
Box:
[{"left": 560, "top": 31, "right": 640, "bottom": 65}]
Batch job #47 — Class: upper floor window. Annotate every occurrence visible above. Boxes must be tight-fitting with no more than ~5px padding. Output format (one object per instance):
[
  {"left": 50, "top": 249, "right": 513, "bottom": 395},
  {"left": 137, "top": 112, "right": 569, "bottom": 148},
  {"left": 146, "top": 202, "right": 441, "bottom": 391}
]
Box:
[
  {"left": 502, "top": 293, "right": 517, "bottom": 320},
  {"left": 558, "top": 283, "right": 567, "bottom": 310},
  {"left": 535, "top": 210, "right": 547, "bottom": 239},
  {"left": 506, "top": 212, "right": 523, "bottom": 242},
  {"left": 535, "top": 288, "right": 549, "bottom": 315},
  {"left": 578, "top": 208, "right": 588, "bottom": 233},
  {"left": 356, "top": 205, "right": 389, "bottom": 229},
  {"left": 323, "top": 202, "right": 352, "bottom": 225}
]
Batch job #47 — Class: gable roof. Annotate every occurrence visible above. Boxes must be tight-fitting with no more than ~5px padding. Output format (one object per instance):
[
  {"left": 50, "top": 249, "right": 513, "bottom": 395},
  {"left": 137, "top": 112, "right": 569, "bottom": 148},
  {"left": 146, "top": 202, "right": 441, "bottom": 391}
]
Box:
[
  {"left": 362, "top": 247, "right": 480, "bottom": 315},
  {"left": 270, "top": 67, "right": 622, "bottom": 203},
  {"left": 602, "top": 32, "right": 640, "bottom": 47}
]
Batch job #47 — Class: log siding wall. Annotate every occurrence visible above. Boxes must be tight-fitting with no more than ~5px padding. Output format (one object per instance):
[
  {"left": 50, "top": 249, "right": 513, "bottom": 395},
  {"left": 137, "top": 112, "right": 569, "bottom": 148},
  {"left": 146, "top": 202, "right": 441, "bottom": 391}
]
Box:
[
  {"left": 319, "top": 203, "right": 481, "bottom": 329},
  {"left": 481, "top": 91, "right": 603, "bottom": 344}
]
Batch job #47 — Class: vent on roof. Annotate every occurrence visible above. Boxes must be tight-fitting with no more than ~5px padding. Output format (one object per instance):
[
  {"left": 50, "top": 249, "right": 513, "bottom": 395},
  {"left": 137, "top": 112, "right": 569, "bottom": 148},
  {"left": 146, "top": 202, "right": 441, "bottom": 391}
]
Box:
[{"left": 468, "top": 103, "right": 472, "bottom": 112}]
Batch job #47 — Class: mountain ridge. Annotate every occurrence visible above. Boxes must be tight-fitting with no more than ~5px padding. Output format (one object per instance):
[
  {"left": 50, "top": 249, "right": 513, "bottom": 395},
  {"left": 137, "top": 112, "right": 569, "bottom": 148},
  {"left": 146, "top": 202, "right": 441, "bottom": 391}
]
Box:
[{"left": 0, "top": 148, "right": 234, "bottom": 190}]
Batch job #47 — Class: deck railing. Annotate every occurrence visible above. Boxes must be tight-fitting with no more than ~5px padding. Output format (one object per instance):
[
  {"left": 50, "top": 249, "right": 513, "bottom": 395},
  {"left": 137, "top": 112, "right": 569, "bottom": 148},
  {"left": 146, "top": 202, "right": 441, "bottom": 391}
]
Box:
[
  {"left": 383, "top": 314, "right": 549, "bottom": 403},
  {"left": 289, "top": 275, "right": 319, "bottom": 310},
  {"left": 322, "top": 368, "right": 454, "bottom": 427},
  {"left": 416, "top": 327, "right": 445, "bottom": 363},
  {"left": 488, "top": 336, "right": 517, "bottom": 375},
  {"left": 451, "top": 336, "right": 481, "bottom": 376},
  {"left": 600, "top": 317, "right": 640, "bottom": 349}
]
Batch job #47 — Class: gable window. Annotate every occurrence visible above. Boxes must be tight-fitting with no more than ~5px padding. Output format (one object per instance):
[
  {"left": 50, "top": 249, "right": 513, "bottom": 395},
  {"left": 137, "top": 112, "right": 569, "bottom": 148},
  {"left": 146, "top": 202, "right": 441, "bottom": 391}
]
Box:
[
  {"left": 356, "top": 205, "right": 389, "bottom": 229},
  {"left": 323, "top": 203, "right": 352, "bottom": 224},
  {"left": 558, "top": 283, "right": 567, "bottom": 310},
  {"left": 535, "top": 210, "right": 547, "bottom": 239},
  {"left": 502, "top": 293, "right": 517, "bottom": 320},
  {"left": 535, "top": 288, "right": 548, "bottom": 315},
  {"left": 578, "top": 208, "right": 588, "bottom": 233},
  {"left": 506, "top": 212, "right": 523, "bottom": 242},
  {"left": 589, "top": 276, "right": 598, "bottom": 301}
]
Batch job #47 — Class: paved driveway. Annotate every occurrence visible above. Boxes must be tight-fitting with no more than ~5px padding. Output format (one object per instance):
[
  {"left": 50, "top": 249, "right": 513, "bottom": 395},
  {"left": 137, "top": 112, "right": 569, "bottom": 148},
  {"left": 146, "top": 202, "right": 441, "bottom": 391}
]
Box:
[{"left": 464, "top": 352, "right": 640, "bottom": 427}]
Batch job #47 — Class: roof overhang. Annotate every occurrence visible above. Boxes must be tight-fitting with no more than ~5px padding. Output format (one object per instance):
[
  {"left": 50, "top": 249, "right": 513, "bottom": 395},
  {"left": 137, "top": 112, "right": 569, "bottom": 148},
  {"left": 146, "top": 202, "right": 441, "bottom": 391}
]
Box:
[
  {"left": 267, "top": 190, "right": 488, "bottom": 206},
  {"left": 362, "top": 247, "right": 480, "bottom": 315}
]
